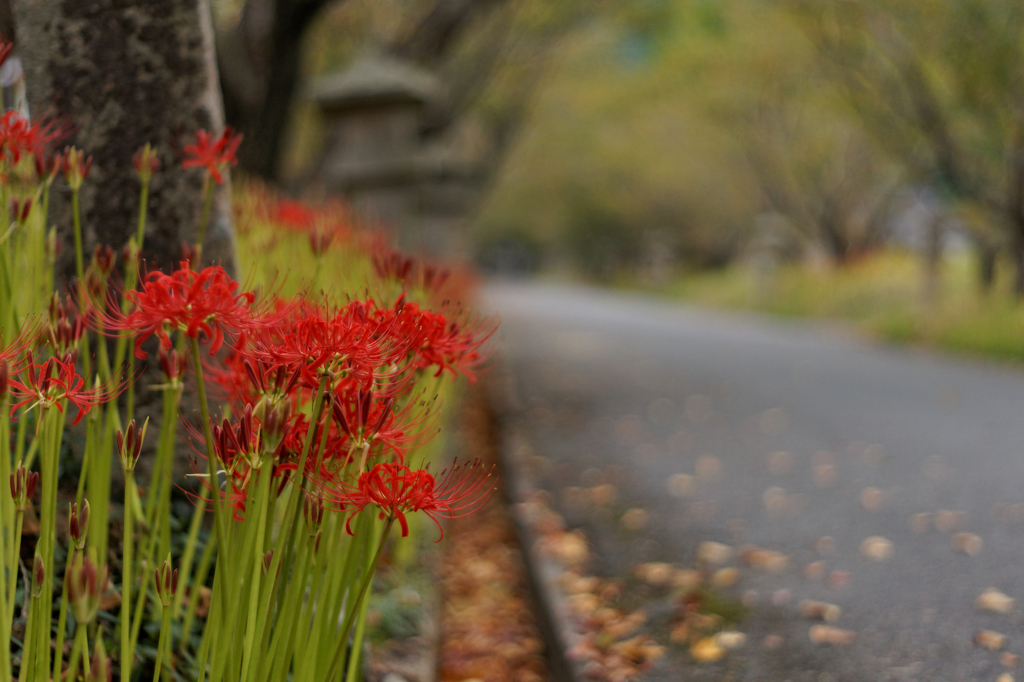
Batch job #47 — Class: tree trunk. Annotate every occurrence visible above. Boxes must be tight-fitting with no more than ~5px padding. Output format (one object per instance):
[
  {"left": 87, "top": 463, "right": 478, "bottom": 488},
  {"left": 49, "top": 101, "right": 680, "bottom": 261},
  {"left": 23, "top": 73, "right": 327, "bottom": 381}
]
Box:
[
  {"left": 11, "top": 0, "right": 235, "bottom": 277},
  {"left": 977, "top": 242, "right": 997, "bottom": 295},
  {"left": 922, "top": 213, "right": 943, "bottom": 304}
]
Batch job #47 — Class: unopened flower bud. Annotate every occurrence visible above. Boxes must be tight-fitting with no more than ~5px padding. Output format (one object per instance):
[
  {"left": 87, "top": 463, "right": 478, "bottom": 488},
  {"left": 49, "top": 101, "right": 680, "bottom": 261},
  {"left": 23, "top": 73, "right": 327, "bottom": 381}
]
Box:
[
  {"left": 62, "top": 146, "right": 93, "bottom": 191},
  {"left": 32, "top": 554, "right": 45, "bottom": 598},
  {"left": 154, "top": 553, "right": 177, "bottom": 608},
  {"left": 263, "top": 550, "right": 274, "bottom": 575},
  {"left": 88, "top": 631, "right": 112, "bottom": 682},
  {"left": 0, "top": 359, "right": 8, "bottom": 401},
  {"left": 181, "top": 242, "right": 199, "bottom": 266},
  {"left": 313, "top": 528, "right": 323, "bottom": 558},
  {"left": 116, "top": 417, "right": 149, "bottom": 473},
  {"left": 132, "top": 143, "right": 160, "bottom": 185},
  {"left": 92, "top": 244, "right": 116, "bottom": 276},
  {"left": 9, "top": 196, "right": 31, "bottom": 224},
  {"left": 157, "top": 345, "right": 186, "bottom": 383},
  {"left": 304, "top": 494, "right": 324, "bottom": 533},
  {"left": 68, "top": 554, "right": 106, "bottom": 625},
  {"left": 11, "top": 466, "right": 38, "bottom": 511},
  {"left": 69, "top": 499, "right": 91, "bottom": 550}
]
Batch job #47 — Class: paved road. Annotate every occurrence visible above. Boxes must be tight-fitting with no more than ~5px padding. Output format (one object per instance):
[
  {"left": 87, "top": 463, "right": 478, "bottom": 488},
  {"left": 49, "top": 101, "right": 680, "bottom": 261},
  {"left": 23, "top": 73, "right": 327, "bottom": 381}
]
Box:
[{"left": 485, "top": 281, "right": 1024, "bottom": 682}]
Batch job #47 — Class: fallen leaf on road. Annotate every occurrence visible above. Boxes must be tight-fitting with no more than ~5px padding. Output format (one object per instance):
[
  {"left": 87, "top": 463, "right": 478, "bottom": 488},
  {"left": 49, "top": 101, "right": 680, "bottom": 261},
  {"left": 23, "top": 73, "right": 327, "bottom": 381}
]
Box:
[
  {"left": 909, "top": 513, "right": 931, "bottom": 534},
  {"left": 859, "top": 536, "right": 893, "bottom": 561},
  {"left": 712, "top": 568, "right": 740, "bottom": 588},
  {"left": 697, "top": 541, "right": 733, "bottom": 566},
  {"left": 799, "top": 600, "right": 842, "bottom": 623},
  {"left": 934, "top": 509, "right": 965, "bottom": 532},
  {"left": 740, "top": 545, "right": 789, "bottom": 572},
  {"left": 714, "top": 631, "right": 746, "bottom": 649},
  {"left": 696, "top": 455, "right": 721, "bottom": 481},
  {"left": 952, "top": 532, "right": 983, "bottom": 556},
  {"left": 634, "top": 562, "right": 673, "bottom": 586},
  {"left": 976, "top": 588, "right": 1014, "bottom": 614},
  {"left": 974, "top": 630, "right": 1006, "bottom": 651},
  {"left": 860, "top": 487, "right": 885, "bottom": 511},
  {"left": 804, "top": 561, "right": 825, "bottom": 580},
  {"left": 767, "top": 450, "right": 793, "bottom": 476},
  {"left": 690, "top": 636, "right": 726, "bottom": 662},
  {"left": 620, "top": 508, "right": 649, "bottom": 531},
  {"left": 809, "top": 624, "right": 856, "bottom": 645},
  {"left": 666, "top": 473, "right": 694, "bottom": 497}
]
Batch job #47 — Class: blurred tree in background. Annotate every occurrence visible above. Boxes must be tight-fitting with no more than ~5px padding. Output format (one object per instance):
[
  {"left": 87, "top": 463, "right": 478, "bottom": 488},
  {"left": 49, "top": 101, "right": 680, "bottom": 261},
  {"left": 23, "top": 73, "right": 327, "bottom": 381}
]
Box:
[
  {"left": 789, "top": 0, "right": 1024, "bottom": 293},
  {"left": 210, "top": 0, "right": 1024, "bottom": 286}
]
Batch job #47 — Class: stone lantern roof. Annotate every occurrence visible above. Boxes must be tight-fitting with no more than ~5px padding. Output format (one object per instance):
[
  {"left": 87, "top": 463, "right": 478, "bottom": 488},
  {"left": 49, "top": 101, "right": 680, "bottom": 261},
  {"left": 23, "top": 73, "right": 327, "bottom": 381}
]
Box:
[{"left": 308, "top": 53, "right": 440, "bottom": 112}]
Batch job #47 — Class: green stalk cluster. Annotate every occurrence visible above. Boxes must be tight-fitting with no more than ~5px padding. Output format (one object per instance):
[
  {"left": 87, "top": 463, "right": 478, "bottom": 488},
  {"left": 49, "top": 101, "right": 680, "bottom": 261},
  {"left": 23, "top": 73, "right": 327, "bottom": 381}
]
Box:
[{"left": 0, "top": 135, "right": 468, "bottom": 682}]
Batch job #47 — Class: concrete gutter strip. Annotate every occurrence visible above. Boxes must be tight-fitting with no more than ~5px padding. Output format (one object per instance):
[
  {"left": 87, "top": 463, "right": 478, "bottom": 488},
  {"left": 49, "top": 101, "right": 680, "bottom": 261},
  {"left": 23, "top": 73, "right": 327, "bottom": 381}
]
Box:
[{"left": 486, "top": 365, "right": 585, "bottom": 682}]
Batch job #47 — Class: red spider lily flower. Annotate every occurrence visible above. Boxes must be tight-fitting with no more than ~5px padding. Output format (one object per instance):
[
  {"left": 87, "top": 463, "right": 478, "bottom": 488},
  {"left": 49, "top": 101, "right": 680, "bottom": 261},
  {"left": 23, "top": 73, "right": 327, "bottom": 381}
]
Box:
[
  {"left": 0, "top": 320, "right": 40, "bottom": 376},
  {"left": 100, "top": 261, "right": 262, "bottom": 359},
  {"left": 8, "top": 352, "right": 127, "bottom": 425},
  {"left": 182, "top": 127, "right": 242, "bottom": 186},
  {"left": 250, "top": 302, "right": 401, "bottom": 392},
  {"left": 329, "top": 460, "right": 494, "bottom": 539},
  {"left": 0, "top": 111, "right": 57, "bottom": 167},
  {"left": 376, "top": 297, "right": 495, "bottom": 381},
  {"left": 329, "top": 388, "right": 434, "bottom": 463},
  {"left": 270, "top": 199, "right": 317, "bottom": 232}
]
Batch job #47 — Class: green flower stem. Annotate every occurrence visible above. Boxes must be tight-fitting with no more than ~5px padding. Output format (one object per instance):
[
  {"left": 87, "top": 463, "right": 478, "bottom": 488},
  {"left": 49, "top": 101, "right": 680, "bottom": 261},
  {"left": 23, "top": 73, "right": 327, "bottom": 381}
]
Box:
[
  {"left": 303, "top": 516, "right": 356, "bottom": 679},
  {"left": 75, "top": 416, "right": 95, "bottom": 506},
  {"left": 0, "top": 392, "right": 10, "bottom": 618},
  {"left": 213, "top": 460, "right": 274, "bottom": 682},
  {"left": 88, "top": 400, "right": 121, "bottom": 567},
  {"left": 71, "top": 187, "right": 84, "bottom": 283},
  {"left": 36, "top": 407, "right": 64, "bottom": 680},
  {"left": 6, "top": 510, "right": 22, "bottom": 624},
  {"left": 174, "top": 490, "right": 210, "bottom": 621},
  {"left": 196, "top": 175, "right": 214, "bottom": 265},
  {"left": 323, "top": 517, "right": 394, "bottom": 682},
  {"left": 179, "top": 532, "right": 216, "bottom": 654},
  {"left": 121, "top": 468, "right": 135, "bottom": 682},
  {"left": 194, "top": 562, "right": 225, "bottom": 682},
  {"left": 239, "top": 461, "right": 275, "bottom": 682},
  {"left": 53, "top": 549, "right": 76, "bottom": 681},
  {"left": 17, "top": 581, "right": 38, "bottom": 682},
  {"left": 128, "top": 508, "right": 162, "bottom": 655},
  {"left": 13, "top": 405, "right": 27, "bottom": 467},
  {"left": 136, "top": 178, "right": 150, "bottom": 247},
  {"left": 261, "top": 538, "right": 312, "bottom": 682},
  {"left": 65, "top": 624, "right": 90, "bottom": 682},
  {"left": 191, "top": 336, "right": 228, "bottom": 559},
  {"left": 153, "top": 601, "right": 172, "bottom": 682},
  {"left": 0, "top": 531, "right": 8, "bottom": 682}
]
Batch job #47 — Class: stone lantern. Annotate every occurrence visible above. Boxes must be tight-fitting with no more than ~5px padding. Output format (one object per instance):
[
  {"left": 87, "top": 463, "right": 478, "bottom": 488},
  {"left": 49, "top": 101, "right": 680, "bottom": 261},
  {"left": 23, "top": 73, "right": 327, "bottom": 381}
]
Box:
[{"left": 309, "top": 53, "right": 484, "bottom": 259}]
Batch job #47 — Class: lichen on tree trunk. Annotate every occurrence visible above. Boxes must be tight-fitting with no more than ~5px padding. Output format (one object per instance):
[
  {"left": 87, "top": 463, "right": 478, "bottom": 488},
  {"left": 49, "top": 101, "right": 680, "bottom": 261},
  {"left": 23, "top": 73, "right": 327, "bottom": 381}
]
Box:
[{"left": 11, "top": 0, "right": 235, "bottom": 277}]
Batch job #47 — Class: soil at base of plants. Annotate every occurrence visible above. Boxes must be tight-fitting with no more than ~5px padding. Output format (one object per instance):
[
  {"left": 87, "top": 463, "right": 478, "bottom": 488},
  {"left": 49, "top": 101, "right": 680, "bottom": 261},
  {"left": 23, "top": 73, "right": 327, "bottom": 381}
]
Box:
[{"left": 435, "top": 389, "right": 550, "bottom": 682}]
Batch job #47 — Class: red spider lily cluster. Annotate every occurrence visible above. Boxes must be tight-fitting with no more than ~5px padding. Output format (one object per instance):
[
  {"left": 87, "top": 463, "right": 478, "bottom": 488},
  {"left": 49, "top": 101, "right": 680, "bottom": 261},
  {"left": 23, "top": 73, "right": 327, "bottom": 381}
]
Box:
[
  {"left": 172, "top": 270, "right": 497, "bottom": 524},
  {"left": 0, "top": 112, "right": 498, "bottom": 682}
]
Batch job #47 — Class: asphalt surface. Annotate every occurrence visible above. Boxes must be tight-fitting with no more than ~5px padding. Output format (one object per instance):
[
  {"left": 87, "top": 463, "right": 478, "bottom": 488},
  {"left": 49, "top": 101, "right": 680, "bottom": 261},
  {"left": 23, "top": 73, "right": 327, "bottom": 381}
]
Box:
[{"left": 484, "top": 281, "right": 1024, "bottom": 682}]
